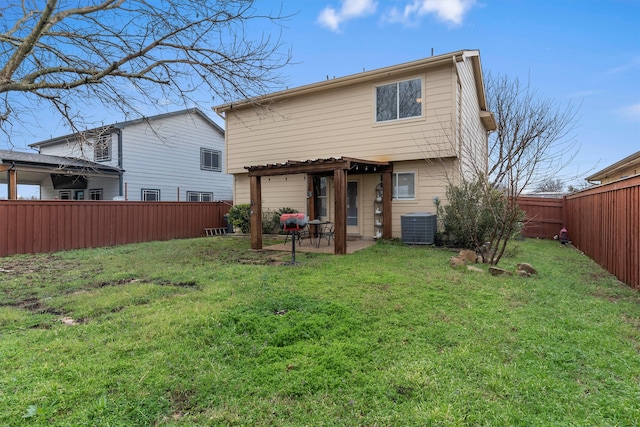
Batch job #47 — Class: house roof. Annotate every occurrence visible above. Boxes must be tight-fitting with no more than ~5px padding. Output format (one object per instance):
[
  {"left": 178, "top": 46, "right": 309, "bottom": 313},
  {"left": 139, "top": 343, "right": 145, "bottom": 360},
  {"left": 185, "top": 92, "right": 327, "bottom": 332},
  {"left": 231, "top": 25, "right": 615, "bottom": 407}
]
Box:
[
  {"left": 585, "top": 150, "right": 640, "bottom": 182},
  {"left": 29, "top": 108, "right": 222, "bottom": 149},
  {"left": 213, "top": 50, "right": 492, "bottom": 120},
  {"left": 0, "top": 149, "right": 122, "bottom": 173}
]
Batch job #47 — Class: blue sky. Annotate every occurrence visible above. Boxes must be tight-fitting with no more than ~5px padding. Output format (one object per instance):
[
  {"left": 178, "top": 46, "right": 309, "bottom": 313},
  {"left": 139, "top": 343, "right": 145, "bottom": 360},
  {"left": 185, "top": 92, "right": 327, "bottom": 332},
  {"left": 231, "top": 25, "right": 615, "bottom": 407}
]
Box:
[{"left": 5, "top": 0, "right": 640, "bottom": 197}]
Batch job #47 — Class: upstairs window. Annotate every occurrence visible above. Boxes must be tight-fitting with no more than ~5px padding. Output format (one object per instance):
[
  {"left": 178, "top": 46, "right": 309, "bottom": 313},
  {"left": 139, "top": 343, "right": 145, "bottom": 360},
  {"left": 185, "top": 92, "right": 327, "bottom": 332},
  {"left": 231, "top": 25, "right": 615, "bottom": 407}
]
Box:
[
  {"left": 201, "top": 148, "right": 221, "bottom": 172},
  {"left": 376, "top": 78, "right": 422, "bottom": 122},
  {"left": 94, "top": 133, "right": 111, "bottom": 162}
]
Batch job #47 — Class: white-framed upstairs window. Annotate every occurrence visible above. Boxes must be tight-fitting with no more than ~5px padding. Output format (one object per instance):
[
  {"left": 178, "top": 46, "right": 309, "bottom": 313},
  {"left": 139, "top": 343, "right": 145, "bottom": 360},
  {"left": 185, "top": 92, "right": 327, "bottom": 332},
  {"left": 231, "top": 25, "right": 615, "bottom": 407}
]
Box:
[
  {"left": 201, "top": 148, "right": 221, "bottom": 172},
  {"left": 142, "top": 189, "right": 160, "bottom": 201},
  {"left": 59, "top": 190, "right": 71, "bottom": 200},
  {"left": 376, "top": 78, "right": 422, "bottom": 122},
  {"left": 393, "top": 172, "right": 416, "bottom": 200},
  {"left": 187, "top": 191, "right": 213, "bottom": 202},
  {"left": 94, "top": 133, "right": 111, "bottom": 162}
]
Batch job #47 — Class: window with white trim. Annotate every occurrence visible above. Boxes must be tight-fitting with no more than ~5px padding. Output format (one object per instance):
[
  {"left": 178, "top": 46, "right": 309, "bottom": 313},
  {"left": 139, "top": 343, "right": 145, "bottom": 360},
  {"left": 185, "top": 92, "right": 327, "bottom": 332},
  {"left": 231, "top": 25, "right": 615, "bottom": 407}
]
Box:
[
  {"left": 142, "top": 189, "right": 160, "bottom": 201},
  {"left": 94, "top": 133, "right": 111, "bottom": 162},
  {"left": 200, "top": 148, "right": 221, "bottom": 171},
  {"left": 393, "top": 172, "right": 415, "bottom": 200},
  {"left": 187, "top": 191, "right": 213, "bottom": 202},
  {"left": 89, "top": 189, "right": 103, "bottom": 200},
  {"left": 59, "top": 191, "right": 71, "bottom": 200},
  {"left": 376, "top": 78, "right": 422, "bottom": 122}
]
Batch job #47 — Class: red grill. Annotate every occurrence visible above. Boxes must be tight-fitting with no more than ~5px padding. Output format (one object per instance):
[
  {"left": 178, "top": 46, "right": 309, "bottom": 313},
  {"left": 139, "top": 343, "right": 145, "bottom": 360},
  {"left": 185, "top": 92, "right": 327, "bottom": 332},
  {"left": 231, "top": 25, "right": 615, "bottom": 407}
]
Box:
[{"left": 280, "top": 213, "right": 308, "bottom": 231}]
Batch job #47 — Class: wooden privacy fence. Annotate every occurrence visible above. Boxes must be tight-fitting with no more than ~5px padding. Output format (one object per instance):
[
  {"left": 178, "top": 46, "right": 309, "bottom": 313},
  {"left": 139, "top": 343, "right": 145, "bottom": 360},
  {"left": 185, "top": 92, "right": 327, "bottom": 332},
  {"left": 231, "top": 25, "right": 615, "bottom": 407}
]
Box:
[
  {"left": 517, "top": 196, "right": 565, "bottom": 239},
  {"left": 517, "top": 176, "right": 639, "bottom": 289},
  {"left": 564, "top": 176, "right": 640, "bottom": 290},
  {"left": 0, "top": 201, "right": 231, "bottom": 257}
]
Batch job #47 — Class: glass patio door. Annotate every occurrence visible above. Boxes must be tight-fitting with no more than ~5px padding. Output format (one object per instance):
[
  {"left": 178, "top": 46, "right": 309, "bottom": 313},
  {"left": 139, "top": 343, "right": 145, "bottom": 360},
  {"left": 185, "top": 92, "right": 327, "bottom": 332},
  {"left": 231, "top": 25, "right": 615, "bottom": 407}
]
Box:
[{"left": 347, "top": 181, "right": 359, "bottom": 234}]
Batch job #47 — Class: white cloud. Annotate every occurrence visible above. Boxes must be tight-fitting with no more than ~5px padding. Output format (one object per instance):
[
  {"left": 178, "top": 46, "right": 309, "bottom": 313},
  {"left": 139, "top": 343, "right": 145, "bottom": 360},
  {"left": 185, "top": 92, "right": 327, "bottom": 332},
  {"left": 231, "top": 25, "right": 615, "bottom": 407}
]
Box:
[
  {"left": 318, "top": 0, "right": 377, "bottom": 32},
  {"left": 618, "top": 103, "right": 640, "bottom": 122},
  {"left": 387, "top": 0, "right": 476, "bottom": 26}
]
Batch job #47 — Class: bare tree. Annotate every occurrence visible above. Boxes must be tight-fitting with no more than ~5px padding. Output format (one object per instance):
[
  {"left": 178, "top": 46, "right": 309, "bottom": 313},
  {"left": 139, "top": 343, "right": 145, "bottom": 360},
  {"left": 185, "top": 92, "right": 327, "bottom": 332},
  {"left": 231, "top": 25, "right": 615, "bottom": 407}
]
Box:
[
  {"left": 0, "top": 0, "right": 290, "bottom": 142},
  {"left": 534, "top": 178, "right": 565, "bottom": 193},
  {"left": 482, "top": 73, "right": 579, "bottom": 263}
]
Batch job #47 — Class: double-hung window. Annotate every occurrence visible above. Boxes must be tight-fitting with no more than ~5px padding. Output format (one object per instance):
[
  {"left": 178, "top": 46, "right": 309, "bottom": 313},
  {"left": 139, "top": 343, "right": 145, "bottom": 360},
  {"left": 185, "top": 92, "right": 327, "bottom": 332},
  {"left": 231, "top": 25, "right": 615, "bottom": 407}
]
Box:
[
  {"left": 94, "top": 133, "right": 111, "bottom": 162},
  {"left": 201, "top": 148, "right": 221, "bottom": 171},
  {"left": 376, "top": 78, "right": 422, "bottom": 122},
  {"left": 393, "top": 172, "right": 415, "bottom": 200}
]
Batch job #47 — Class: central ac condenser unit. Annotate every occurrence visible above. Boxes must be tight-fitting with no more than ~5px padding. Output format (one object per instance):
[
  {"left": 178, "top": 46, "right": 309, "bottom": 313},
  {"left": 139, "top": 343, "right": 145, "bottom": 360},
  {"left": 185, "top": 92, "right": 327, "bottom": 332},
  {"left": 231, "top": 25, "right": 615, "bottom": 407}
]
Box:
[{"left": 401, "top": 212, "right": 437, "bottom": 245}]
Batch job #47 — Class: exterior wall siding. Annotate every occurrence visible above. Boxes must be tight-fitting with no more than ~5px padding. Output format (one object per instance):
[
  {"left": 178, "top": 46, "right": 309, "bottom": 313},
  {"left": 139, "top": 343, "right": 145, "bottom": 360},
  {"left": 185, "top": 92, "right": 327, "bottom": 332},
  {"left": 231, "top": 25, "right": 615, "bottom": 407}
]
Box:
[{"left": 226, "top": 64, "right": 456, "bottom": 174}]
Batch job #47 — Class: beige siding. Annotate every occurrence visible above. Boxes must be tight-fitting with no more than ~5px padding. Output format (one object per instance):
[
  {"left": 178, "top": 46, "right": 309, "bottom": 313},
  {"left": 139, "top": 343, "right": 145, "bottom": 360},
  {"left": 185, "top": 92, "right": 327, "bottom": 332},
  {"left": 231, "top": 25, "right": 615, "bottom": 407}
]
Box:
[
  {"left": 456, "top": 58, "right": 488, "bottom": 181},
  {"left": 226, "top": 64, "right": 457, "bottom": 174}
]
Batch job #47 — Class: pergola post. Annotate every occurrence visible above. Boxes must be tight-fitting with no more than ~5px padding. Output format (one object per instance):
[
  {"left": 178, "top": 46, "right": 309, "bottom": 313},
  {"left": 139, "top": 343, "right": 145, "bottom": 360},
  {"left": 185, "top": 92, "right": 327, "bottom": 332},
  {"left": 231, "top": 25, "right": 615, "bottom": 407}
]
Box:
[
  {"left": 333, "top": 168, "right": 347, "bottom": 255},
  {"left": 249, "top": 175, "right": 262, "bottom": 250},
  {"left": 382, "top": 170, "right": 393, "bottom": 239}
]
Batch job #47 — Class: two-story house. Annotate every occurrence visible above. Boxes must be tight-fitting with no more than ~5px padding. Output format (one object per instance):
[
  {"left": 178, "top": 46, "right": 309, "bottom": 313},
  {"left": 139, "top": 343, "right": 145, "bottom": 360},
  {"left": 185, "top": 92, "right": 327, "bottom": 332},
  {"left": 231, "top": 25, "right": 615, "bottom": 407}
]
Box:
[
  {"left": 214, "top": 50, "right": 496, "bottom": 253},
  {"left": 25, "top": 108, "right": 232, "bottom": 201}
]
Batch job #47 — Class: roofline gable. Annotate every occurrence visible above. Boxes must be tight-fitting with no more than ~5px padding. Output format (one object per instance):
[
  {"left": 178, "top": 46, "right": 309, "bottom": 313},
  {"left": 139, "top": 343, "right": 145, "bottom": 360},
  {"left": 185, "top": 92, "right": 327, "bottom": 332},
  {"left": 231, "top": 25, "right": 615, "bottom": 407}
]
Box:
[
  {"left": 29, "top": 108, "right": 223, "bottom": 149},
  {"left": 586, "top": 150, "right": 640, "bottom": 182},
  {"left": 214, "top": 49, "right": 489, "bottom": 114}
]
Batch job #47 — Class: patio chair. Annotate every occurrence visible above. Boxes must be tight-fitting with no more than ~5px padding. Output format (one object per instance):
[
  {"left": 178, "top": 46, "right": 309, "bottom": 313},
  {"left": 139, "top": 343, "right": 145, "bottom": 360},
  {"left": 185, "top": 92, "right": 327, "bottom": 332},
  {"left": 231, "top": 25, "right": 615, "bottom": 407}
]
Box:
[{"left": 319, "top": 222, "right": 334, "bottom": 246}]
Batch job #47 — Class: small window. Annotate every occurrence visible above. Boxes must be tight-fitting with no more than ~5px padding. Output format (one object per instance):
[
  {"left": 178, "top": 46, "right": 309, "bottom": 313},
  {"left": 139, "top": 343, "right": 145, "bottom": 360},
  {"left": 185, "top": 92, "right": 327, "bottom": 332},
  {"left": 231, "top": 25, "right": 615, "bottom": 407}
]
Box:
[
  {"left": 59, "top": 191, "right": 71, "bottom": 200},
  {"left": 316, "top": 177, "right": 328, "bottom": 217},
  {"left": 201, "top": 148, "right": 221, "bottom": 172},
  {"left": 376, "top": 78, "right": 422, "bottom": 122},
  {"left": 89, "top": 189, "right": 103, "bottom": 200},
  {"left": 393, "top": 172, "right": 415, "bottom": 200},
  {"left": 74, "top": 190, "right": 84, "bottom": 200},
  {"left": 94, "top": 133, "right": 111, "bottom": 162},
  {"left": 142, "top": 189, "right": 160, "bottom": 201},
  {"left": 187, "top": 191, "right": 213, "bottom": 202}
]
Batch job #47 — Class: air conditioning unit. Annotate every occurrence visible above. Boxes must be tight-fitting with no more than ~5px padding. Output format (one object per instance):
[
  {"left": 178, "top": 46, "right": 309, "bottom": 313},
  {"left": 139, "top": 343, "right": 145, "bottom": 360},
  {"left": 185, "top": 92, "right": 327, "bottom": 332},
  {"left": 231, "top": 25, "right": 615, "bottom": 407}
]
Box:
[{"left": 401, "top": 212, "right": 437, "bottom": 245}]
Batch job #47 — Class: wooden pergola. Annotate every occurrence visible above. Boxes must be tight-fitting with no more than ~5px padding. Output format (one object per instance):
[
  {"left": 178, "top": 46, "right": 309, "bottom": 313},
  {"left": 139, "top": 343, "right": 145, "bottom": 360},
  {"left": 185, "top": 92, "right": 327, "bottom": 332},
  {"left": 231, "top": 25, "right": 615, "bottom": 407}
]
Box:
[{"left": 246, "top": 157, "right": 393, "bottom": 255}]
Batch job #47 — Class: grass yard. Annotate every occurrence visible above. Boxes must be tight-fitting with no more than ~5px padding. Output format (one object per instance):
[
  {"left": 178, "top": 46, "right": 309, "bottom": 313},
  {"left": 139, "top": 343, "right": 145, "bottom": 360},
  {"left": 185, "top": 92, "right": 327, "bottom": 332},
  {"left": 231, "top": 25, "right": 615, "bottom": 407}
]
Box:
[{"left": 0, "top": 237, "right": 638, "bottom": 426}]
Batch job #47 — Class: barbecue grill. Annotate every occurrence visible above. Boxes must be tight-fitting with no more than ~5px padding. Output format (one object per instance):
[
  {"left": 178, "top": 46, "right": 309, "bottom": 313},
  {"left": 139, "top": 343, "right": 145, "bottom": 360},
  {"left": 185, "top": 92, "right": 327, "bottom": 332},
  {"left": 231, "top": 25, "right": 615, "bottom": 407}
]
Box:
[{"left": 280, "top": 213, "right": 308, "bottom": 264}]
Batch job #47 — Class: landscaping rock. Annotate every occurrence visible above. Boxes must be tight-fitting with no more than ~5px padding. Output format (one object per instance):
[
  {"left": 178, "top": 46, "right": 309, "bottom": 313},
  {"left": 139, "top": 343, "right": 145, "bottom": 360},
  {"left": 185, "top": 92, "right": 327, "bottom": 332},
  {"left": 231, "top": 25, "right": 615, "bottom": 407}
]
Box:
[
  {"left": 517, "top": 263, "right": 538, "bottom": 275},
  {"left": 450, "top": 256, "right": 466, "bottom": 267},
  {"left": 489, "top": 266, "right": 512, "bottom": 276},
  {"left": 459, "top": 250, "right": 477, "bottom": 264},
  {"left": 467, "top": 265, "right": 484, "bottom": 273}
]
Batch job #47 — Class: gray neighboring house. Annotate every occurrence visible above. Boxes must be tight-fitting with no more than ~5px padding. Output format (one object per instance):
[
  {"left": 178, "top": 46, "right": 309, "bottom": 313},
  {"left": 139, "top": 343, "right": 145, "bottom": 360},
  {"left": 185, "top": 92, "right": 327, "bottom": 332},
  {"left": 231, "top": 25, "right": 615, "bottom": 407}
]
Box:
[{"left": 1, "top": 108, "right": 232, "bottom": 201}]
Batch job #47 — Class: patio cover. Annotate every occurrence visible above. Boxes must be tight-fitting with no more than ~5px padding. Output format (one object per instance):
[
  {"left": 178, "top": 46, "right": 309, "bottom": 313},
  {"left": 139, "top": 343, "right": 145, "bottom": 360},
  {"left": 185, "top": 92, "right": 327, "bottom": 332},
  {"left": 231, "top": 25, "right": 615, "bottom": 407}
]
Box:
[
  {"left": 245, "top": 157, "right": 393, "bottom": 255},
  {"left": 0, "top": 149, "right": 122, "bottom": 199}
]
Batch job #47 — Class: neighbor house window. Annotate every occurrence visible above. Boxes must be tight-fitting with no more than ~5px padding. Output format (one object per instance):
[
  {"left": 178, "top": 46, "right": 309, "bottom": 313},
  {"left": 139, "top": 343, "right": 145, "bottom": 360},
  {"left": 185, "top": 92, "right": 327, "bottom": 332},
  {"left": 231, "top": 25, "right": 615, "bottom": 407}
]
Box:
[
  {"left": 89, "top": 189, "right": 103, "bottom": 200},
  {"left": 94, "top": 133, "right": 111, "bottom": 162},
  {"left": 201, "top": 148, "right": 221, "bottom": 171},
  {"left": 142, "top": 189, "right": 160, "bottom": 201},
  {"left": 59, "top": 191, "right": 71, "bottom": 200},
  {"left": 376, "top": 78, "right": 422, "bottom": 122},
  {"left": 187, "top": 191, "right": 213, "bottom": 202},
  {"left": 393, "top": 172, "right": 415, "bottom": 200}
]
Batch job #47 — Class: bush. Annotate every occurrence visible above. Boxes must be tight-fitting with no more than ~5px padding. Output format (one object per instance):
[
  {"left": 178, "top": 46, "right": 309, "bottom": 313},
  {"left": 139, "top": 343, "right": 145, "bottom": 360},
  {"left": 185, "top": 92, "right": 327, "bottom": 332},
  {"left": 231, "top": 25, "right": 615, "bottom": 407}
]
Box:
[
  {"left": 228, "top": 204, "right": 251, "bottom": 233},
  {"left": 228, "top": 205, "right": 300, "bottom": 234},
  {"left": 437, "top": 179, "right": 498, "bottom": 250}
]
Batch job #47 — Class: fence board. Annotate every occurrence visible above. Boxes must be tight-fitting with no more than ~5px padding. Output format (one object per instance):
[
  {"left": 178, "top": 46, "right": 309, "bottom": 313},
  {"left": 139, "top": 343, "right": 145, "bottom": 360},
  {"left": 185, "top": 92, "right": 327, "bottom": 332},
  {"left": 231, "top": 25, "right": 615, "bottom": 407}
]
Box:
[
  {"left": 0, "top": 201, "right": 231, "bottom": 258},
  {"left": 516, "top": 197, "right": 566, "bottom": 239}
]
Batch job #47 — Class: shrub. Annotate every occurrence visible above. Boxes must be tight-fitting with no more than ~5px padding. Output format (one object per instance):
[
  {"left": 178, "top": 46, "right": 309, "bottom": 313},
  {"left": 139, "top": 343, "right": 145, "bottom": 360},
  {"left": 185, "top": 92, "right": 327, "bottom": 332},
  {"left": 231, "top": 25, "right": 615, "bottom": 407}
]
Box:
[{"left": 227, "top": 204, "right": 251, "bottom": 233}]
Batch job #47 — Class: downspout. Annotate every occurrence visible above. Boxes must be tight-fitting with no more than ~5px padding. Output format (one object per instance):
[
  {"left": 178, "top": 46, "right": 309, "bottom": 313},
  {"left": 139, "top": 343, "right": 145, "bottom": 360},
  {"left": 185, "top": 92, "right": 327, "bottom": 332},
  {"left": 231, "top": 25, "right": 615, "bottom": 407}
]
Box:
[{"left": 116, "top": 128, "right": 123, "bottom": 196}]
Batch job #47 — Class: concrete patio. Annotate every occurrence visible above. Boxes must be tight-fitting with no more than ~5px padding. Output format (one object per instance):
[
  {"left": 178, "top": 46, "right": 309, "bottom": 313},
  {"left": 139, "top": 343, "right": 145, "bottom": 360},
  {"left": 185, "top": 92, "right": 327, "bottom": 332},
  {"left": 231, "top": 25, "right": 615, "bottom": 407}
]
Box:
[{"left": 264, "top": 236, "right": 377, "bottom": 254}]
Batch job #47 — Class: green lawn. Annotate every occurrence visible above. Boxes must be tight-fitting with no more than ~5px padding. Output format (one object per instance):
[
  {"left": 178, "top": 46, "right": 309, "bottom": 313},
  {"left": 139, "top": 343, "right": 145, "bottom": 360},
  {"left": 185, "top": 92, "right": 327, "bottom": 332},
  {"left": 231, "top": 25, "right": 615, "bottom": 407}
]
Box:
[{"left": 0, "top": 237, "right": 638, "bottom": 426}]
